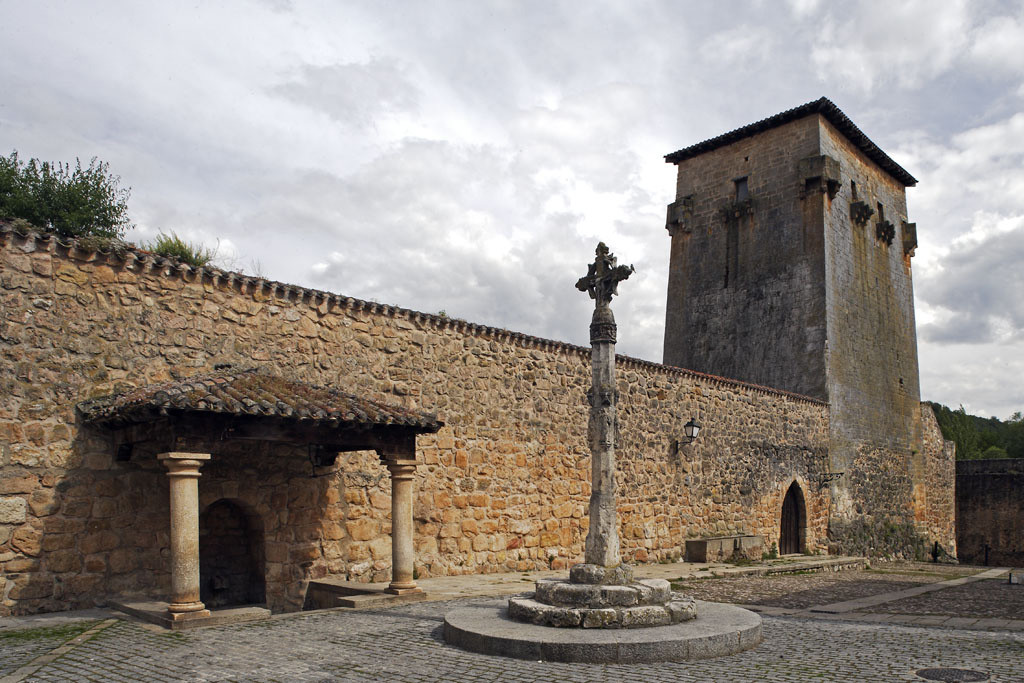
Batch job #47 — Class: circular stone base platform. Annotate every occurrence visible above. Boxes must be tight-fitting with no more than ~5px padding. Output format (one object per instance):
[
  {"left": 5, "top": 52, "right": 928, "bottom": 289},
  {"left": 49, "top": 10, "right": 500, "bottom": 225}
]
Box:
[{"left": 443, "top": 599, "right": 761, "bottom": 663}]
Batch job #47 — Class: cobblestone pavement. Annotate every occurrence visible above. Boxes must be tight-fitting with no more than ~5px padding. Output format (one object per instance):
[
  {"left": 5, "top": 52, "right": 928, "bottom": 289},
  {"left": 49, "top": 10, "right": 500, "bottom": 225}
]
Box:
[
  {"left": 867, "top": 577, "right": 1024, "bottom": 620},
  {"left": 0, "top": 596, "right": 1022, "bottom": 682},
  {"left": 672, "top": 564, "right": 986, "bottom": 611},
  {"left": 3, "top": 564, "right": 1022, "bottom": 682},
  {"left": 0, "top": 621, "right": 95, "bottom": 679}
]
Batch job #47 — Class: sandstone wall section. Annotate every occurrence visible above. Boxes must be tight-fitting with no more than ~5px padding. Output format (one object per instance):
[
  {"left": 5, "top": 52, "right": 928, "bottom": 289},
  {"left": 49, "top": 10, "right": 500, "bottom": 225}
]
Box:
[{"left": 0, "top": 229, "right": 836, "bottom": 615}]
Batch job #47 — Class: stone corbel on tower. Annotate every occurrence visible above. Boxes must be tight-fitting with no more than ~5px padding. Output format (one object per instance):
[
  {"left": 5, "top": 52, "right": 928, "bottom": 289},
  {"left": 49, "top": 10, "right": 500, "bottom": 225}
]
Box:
[
  {"left": 876, "top": 219, "right": 896, "bottom": 246},
  {"left": 902, "top": 221, "right": 918, "bottom": 256},
  {"left": 665, "top": 195, "right": 694, "bottom": 236},
  {"left": 799, "top": 154, "right": 841, "bottom": 200},
  {"left": 850, "top": 201, "right": 875, "bottom": 227}
]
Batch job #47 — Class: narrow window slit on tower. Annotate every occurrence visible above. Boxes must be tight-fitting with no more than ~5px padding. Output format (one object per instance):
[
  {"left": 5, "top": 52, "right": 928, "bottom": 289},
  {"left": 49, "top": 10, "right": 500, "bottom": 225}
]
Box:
[
  {"left": 734, "top": 177, "right": 749, "bottom": 202},
  {"left": 851, "top": 180, "right": 858, "bottom": 200}
]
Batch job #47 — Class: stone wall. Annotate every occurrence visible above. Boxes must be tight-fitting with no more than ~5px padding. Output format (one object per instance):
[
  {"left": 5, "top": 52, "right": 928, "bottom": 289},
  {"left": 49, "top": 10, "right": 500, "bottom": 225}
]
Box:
[
  {"left": 956, "top": 458, "right": 1024, "bottom": 566},
  {"left": 0, "top": 228, "right": 839, "bottom": 615}
]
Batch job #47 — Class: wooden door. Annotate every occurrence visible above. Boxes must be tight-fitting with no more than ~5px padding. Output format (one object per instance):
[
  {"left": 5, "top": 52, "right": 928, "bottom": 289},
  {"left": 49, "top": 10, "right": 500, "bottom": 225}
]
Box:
[{"left": 780, "top": 484, "right": 802, "bottom": 555}]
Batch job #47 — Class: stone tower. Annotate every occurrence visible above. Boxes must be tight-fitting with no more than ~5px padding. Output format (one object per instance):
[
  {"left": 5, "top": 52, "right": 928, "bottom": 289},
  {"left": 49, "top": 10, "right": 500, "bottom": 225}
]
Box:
[{"left": 662, "top": 98, "right": 924, "bottom": 479}]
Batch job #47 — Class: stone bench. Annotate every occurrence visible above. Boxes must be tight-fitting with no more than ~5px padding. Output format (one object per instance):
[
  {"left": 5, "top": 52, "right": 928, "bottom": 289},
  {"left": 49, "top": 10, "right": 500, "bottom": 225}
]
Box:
[{"left": 684, "top": 535, "right": 764, "bottom": 563}]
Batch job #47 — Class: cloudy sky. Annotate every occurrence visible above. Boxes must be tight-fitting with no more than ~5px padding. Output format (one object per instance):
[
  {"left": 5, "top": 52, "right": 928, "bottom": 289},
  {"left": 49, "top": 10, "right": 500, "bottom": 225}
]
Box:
[{"left": 2, "top": 0, "right": 1022, "bottom": 419}]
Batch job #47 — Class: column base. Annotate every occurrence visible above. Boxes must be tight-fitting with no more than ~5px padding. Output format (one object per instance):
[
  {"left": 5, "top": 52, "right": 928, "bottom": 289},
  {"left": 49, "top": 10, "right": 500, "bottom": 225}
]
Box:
[
  {"left": 168, "top": 600, "right": 209, "bottom": 616},
  {"left": 167, "top": 607, "right": 212, "bottom": 622},
  {"left": 386, "top": 584, "right": 423, "bottom": 595}
]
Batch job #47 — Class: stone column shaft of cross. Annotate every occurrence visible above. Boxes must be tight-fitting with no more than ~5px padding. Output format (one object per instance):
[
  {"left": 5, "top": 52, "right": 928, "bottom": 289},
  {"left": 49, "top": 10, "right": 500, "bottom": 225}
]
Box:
[
  {"left": 586, "top": 306, "right": 620, "bottom": 566},
  {"left": 158, "top": 452, "right": 211, "bottom": 619},
  {"left": 386, "top": 460, "right": 422, "bottom": 594}
]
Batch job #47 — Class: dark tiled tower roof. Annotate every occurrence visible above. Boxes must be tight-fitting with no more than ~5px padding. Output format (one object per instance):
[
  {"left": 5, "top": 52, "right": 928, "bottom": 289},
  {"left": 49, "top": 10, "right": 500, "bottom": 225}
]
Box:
[{"left": 664, "top": 97, "right": 917, "bottom": 187}]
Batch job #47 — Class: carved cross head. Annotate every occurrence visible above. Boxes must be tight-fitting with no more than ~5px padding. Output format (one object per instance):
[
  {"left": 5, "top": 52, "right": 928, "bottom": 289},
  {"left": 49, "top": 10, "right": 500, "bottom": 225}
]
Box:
[{"left": 575, "top": 242, "right": 634, "bottom": 307}]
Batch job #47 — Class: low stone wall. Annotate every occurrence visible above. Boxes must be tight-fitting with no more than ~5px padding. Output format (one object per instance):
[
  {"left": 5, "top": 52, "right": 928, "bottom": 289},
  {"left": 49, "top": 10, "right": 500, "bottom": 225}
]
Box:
[
  {"left": 0, "top": 227, "right": 950, "bottom": 615},
  {"left": 956, "top": 459, "right": 1024, "bottom": 566},
  {"left": 684, "top": 535, "right": 763, "bottom": 563}
]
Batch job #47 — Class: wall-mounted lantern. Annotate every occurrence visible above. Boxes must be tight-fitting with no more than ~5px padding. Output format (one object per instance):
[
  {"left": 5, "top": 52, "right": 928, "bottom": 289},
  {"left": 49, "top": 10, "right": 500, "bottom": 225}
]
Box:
[
  {"left": 816, "top": 453, "right": 844, "bottom": 489},
  {"left": 683, "top": 418, "right": 701, "bottom": 444},
  {"left": 817, "top": 471, "right": 844, "bottom": 489},
  {"left": 670, "top": 418, "right": 702, "bottom": 455}
]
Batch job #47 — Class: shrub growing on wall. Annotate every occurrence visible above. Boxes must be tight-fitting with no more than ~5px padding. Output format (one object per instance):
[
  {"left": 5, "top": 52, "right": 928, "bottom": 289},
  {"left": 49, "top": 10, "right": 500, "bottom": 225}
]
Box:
[
  {"left": 0, "top": 151, "right": 132, "bottom": 238},
  {"left": 145, "top": 231, "right": 218, "bottom": 268}
]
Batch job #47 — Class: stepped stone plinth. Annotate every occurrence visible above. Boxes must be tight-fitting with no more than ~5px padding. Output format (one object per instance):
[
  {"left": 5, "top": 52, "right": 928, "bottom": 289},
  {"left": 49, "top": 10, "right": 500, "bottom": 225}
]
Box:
[{"left": 507, "top": 565, "right": 697, "bottom": 629}]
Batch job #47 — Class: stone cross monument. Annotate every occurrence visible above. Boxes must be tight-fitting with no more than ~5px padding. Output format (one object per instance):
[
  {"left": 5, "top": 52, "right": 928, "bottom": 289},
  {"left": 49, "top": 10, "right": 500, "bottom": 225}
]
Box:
[
  {"left": 575, "top": 242, "right": 634, "bottom": 567},
  {"left": 504, "top": 243, "right": 696, "bottom": 629}
]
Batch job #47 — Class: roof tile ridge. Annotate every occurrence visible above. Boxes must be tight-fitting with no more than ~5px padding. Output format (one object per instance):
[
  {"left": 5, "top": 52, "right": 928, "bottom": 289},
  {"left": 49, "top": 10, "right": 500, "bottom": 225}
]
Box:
[{"left": 615, "top": 353, "right": 827, "bottom": 406}]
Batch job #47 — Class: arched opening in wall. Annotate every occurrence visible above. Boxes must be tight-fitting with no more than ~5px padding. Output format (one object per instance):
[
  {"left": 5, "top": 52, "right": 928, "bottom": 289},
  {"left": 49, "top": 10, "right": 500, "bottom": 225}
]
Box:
[
  {"left": 200, "top": 499, "right": 266, "bottom": 608},
  {"left": 780, "top": 482, "right": 806, "bottom": 555}
]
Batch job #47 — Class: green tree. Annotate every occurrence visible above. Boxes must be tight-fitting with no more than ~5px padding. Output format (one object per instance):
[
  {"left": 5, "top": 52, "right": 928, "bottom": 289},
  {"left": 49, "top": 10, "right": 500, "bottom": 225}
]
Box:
[
  {"left": 927, "top": 402, "right": 1024, "bottom": 459},
  {"left": 928, "top": 402, "right": 982, "bottom": 460},
  {"left": 1005, "top": 412, "right": 1024, "bottom": 459},
  {"left": 980, "top": 445, "right": 1008, "bottom": 459},
  {"left": 0, "top": 151, "right": 132, "bottom": 238}
]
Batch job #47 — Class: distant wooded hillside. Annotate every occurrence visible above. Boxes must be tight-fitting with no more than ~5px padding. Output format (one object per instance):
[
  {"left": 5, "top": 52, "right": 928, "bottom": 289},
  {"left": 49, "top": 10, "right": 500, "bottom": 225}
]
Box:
[{"left": 926, "top": 402, "right": 1024, "bottom": 460}]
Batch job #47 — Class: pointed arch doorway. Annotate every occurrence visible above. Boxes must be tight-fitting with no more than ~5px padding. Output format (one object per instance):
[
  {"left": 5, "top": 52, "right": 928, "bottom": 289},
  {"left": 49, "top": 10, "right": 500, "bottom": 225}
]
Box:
[{"left": 780, "top": 482, "right": 806, "bottom": 555}]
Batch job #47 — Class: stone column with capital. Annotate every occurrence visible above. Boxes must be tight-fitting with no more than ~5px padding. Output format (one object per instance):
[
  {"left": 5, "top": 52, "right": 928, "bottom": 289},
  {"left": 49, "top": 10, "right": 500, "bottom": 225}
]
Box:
[
  {"left": 158, "top": 451, "right": 211, "bottom": 620},
  {"left": 385, "top": 459, "right": 422, "bottom": 594},
  {"left": 575, "top": 242, "right": 634, "bottom": 567}
]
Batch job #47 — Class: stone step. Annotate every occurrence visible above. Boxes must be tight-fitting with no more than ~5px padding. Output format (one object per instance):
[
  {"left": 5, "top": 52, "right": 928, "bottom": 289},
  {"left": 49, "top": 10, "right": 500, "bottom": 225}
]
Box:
[
  {"left": 534, "top": 578, "right": 671, "bottom": 608},
  {"left": 508, "top": 594, "right": 696, "bottom": 628},
  {"left": 304, "top": 579, "right": 428, "bottom": 611}
]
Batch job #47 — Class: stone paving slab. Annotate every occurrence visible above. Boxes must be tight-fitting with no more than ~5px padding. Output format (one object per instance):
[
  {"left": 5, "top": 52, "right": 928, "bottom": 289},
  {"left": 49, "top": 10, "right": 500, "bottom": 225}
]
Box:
[
  {"left": 808, "top": 568, "right": 1008, "bottom": 614},
  {"left": 672, "top": 563, "right": 989, "bottom": 610},
  {"left": 0, "top": 619, "right": 117, "bottom": 683},
  {"left": 0, "top": 609, "right": 109, "bottom": 633},
  {"left": 865, "top": 575, "right": 1024, "bottom": 621},
  {"left": 0, "top": 620, "right": 101, "bottom": 680}
]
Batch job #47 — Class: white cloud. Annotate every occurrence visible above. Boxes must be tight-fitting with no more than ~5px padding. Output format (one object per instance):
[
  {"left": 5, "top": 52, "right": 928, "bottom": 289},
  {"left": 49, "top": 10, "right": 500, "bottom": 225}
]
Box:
[
  {"left": 700, "top": 25, "right": 776, "bottom": 68},
  {"left": 785, "top": 0, "right": 822, "bottom": 18},
  {"left": 920, "top": 341, "right": 1024, "bottom": 419},
  {"left": 970, "top": 11, "right": 1024, "bottom": 75},
  {"left": 918, "top": 211, "right": 1024, "bottom": 345},
  {"left": 896, "top": 111, "right": 1024, "bottom": 276},
  {"left": 809, "top": 0, "right": 971, "bottom": 91},
  {"left": 273, "top": 59, "right": 420, "bottom": 129}
]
